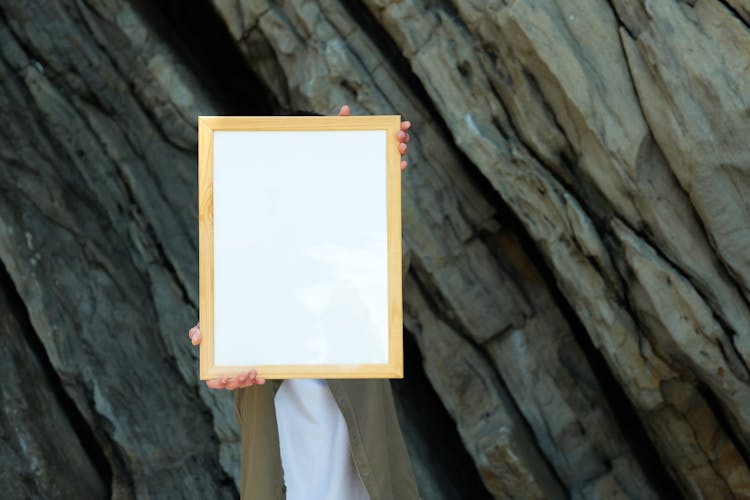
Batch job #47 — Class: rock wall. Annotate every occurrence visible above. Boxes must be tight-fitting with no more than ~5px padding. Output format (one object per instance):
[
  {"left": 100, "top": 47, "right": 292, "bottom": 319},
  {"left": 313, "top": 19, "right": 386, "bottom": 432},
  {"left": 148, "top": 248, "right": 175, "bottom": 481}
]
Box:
[{"left": 0, "top": 0, "right": 748, "bottom": 498}]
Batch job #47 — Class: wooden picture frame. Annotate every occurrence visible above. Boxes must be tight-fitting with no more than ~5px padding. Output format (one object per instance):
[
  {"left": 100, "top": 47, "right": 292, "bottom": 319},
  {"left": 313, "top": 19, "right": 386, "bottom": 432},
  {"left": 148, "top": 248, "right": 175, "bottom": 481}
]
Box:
[{"left": 197, "top": 115, "right": 403, "bottom": 380}]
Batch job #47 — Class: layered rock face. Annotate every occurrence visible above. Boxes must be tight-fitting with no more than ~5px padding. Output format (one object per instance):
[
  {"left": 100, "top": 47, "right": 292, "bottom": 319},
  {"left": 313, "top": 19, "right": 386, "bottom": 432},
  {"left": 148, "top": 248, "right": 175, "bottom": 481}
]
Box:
[{"left": 1, "top": 1, "right": 748, "bottom": 498}]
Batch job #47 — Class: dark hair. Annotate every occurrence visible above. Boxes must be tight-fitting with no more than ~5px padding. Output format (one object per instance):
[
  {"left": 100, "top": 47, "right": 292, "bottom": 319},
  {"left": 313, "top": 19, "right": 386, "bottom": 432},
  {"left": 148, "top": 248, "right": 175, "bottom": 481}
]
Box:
[{"left": 275, "top": 108, "right": 322, "bottom": 117}]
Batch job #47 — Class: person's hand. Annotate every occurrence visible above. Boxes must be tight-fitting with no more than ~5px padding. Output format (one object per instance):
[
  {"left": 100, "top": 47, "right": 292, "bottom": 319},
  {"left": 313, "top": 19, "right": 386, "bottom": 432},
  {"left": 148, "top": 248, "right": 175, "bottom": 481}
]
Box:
[
  {"left": 338, "top": 104, "right": 411, "bottom": 170},
  {"left": 188, "top": 322, "right": 267, "bottom": 389}
]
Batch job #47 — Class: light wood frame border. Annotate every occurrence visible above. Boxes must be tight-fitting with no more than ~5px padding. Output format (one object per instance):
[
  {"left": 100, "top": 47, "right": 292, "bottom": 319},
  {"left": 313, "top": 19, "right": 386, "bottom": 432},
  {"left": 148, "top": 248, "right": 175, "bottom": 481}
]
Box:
[{"left": 198, "top": 115, "right": 403, "bottom": 380}]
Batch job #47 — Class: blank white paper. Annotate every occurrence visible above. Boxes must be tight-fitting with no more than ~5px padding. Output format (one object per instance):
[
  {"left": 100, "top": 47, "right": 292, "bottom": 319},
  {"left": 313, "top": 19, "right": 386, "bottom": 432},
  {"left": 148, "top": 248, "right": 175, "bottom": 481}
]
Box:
[{"left": 212, "top": 129, "right": 390, "bottom": 366}]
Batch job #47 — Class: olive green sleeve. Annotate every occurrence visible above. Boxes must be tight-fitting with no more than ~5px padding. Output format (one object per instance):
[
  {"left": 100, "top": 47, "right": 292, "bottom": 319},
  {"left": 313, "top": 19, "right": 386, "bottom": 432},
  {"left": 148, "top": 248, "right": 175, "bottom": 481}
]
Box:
[{"left": 234, "top": 384, "right": 287, "bottom": 499}]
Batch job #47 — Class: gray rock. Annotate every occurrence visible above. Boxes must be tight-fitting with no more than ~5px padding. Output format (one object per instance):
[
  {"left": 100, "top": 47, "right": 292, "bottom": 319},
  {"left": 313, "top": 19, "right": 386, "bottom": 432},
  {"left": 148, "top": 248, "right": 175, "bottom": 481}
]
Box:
[{"left": 2, "top": 0, "right": 749, "bottom": 498}]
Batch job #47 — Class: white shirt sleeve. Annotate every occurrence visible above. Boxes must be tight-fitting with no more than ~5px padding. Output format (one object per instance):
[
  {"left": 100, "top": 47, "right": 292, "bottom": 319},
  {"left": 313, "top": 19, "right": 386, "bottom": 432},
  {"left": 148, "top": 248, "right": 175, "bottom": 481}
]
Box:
[{"left": 274, "top": 378, "right": 370, "bottom": 500}]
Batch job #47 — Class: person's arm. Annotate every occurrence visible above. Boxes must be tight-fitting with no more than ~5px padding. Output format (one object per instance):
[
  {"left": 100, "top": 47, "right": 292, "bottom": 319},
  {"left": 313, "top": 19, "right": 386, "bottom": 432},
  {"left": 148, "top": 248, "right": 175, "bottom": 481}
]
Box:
[{"left": 190, "top": 104, "right": 410, "bottom": 390}]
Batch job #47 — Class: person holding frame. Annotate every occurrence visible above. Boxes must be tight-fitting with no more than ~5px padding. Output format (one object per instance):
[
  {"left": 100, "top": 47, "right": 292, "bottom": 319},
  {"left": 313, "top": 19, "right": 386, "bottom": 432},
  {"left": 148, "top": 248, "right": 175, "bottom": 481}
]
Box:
[{"left": 187, "top": 104, "right": 420, "bottom": 499}]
